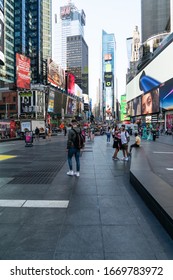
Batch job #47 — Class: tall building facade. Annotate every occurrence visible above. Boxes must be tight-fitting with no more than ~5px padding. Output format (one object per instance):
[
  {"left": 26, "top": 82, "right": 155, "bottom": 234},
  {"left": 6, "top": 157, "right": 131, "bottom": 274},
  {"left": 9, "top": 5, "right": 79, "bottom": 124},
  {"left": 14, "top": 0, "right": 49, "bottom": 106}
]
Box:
[
  {"left": 102, "top": 30, "right": 116, "bottom": 120},
  {"left": 0, "top": 0, "right": 14, "bottom": 87},
  {"left": 126, "top": 26, "right": 141, "bottom": 84},
  {"left": 67, "top": 35, "right": 88, "bottom": 95},
  {"left": 141, "top": 0, "right": 170, "bottom": 43},
  {"left": 53, "top": 2, "right": 86, "bottom": 70},
  {"left": 14, "top": 0, "right": 52, "bottom": 84}
]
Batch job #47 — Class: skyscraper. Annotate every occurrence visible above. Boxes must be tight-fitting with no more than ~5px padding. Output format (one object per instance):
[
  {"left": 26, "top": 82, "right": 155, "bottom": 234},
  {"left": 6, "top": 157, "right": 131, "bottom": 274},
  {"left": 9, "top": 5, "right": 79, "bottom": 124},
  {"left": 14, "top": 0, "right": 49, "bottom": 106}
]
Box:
[
  {"left": 0, "top": 0, "right": 14, "bottom": 87},
  {"left": 102, "top": 30, "right": 116, "bottom": 120},
  {"left": 141, "top": 0, "right": 170, "bottom": 43},
  {"left": 14, "top": 0, "right": 52, "bottom": 84},
  {"left": 53, "top": 1, "right": 86, "bottom": 70},
  {"left": 67, "top": 35, "right": 88, "bottom": 95}
]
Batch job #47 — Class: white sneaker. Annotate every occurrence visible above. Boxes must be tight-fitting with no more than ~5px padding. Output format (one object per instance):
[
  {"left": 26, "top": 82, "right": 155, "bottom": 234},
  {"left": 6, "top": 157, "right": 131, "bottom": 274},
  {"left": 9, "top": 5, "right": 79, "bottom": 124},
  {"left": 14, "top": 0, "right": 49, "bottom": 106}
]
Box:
[
  {"left": 67, "top": 170, "right": 74, "bottom": 176},
  {"left": 125, "top": 157, "right": 129, "bottom": 161},
  {"left": 74, "top": 172, "right": 80, "bottom": 177},
  {"left": 121, "top": 157, "right": 125, "bottom": 161}
]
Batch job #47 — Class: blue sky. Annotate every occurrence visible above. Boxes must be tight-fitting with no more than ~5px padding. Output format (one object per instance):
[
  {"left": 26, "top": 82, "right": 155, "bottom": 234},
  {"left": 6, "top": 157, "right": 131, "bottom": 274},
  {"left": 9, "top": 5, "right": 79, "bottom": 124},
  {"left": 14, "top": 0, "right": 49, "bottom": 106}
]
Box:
[{"left": 52, "top": 0, "right": 141, "bottom": 102}]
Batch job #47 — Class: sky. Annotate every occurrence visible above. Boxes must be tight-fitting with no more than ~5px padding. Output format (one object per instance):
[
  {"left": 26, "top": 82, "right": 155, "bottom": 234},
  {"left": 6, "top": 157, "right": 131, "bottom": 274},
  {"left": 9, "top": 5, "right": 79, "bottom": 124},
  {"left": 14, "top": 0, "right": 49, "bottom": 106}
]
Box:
[{"left": 52, "top": 0, "right": 141, "bottom": 103}]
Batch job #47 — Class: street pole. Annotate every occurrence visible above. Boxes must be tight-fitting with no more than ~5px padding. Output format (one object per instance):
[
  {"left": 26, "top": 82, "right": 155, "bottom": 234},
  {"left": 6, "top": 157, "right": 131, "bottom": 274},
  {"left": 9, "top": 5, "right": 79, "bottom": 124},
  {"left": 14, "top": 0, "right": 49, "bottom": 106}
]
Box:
[{"left": 5, "top": 103, "right": 8, "bottom": 119}]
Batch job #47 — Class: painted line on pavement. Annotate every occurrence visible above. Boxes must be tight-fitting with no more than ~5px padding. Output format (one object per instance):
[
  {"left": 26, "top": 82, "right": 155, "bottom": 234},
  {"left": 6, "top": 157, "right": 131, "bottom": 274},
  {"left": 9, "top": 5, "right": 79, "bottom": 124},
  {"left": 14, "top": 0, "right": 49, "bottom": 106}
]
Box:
[
  {"left": 166, "top": 168, "right": 173, "bottom": 171},
  {"left": 0, "top": 155, "right": 17, "bottom": 161},
  {"left": 0, "top": 199, "right": 69, "bottom": 208},
  {"left": 153, "top": 152, "right": 173, "bottom": 154}
]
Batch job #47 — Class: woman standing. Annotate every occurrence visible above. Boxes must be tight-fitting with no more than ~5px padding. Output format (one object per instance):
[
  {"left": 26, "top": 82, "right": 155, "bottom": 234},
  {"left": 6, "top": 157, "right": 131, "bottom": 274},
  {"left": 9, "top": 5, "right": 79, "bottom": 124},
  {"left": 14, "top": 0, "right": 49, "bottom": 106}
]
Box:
[
  {"left": 112, "top": 125, "right": 121, "bottom": 160},
  {"left": 106, "top": 126, "right": 111, "bottom": 142}
]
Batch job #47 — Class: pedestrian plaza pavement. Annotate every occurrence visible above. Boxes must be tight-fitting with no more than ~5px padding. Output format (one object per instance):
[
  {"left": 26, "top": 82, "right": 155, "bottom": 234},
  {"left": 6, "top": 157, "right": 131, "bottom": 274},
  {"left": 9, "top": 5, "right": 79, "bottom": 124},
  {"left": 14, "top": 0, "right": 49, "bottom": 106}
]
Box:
[{"left": 0, "top": 134, "right": 173, "bottom": 260}]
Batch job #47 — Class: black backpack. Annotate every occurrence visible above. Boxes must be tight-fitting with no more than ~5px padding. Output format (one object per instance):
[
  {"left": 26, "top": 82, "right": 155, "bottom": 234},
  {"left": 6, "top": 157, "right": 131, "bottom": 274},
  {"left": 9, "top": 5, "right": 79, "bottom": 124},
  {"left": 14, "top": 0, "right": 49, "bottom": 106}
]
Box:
[{"left": 72, "top": 129, "right": 85, "bottom": 149}]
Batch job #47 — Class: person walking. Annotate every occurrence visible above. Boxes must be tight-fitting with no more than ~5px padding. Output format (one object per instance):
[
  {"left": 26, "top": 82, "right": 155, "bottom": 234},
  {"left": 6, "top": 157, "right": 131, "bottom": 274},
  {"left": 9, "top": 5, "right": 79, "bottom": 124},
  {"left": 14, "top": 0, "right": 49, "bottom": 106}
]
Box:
[
  {"left": 106, "top": 126, "right": 111, "bottom": 142},
  {"left": 112, "top": 125, "right": 121, "bottom": 160},
  {"left": 66, "top": 119, "right": 81, "bottom": 177},
  {"left": 35, "top": 127, "right": 40, "bottom": 142}
]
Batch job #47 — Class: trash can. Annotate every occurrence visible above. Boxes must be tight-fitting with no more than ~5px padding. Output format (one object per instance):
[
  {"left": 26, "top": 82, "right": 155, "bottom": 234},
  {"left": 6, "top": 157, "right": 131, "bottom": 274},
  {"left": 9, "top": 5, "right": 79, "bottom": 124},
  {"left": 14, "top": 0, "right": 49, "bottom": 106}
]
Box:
[{"left": 25, "top": 131, "right": 33, "bottom": 147}]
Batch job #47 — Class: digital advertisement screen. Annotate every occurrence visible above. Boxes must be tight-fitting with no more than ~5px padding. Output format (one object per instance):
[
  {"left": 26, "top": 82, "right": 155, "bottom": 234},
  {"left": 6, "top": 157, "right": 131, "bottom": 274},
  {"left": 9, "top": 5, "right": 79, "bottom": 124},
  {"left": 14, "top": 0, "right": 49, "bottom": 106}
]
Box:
[
  {"left": 141, "top": 88, "right": 160, "bottom": 115},
  {"left": 127, "top": 100, "right": 133, "bottom": 116},
  {"left": 66, "top": 97, "right": 75, "bottom": 115},
  {"left": 131, "top": 95, "right": 142, "bottom": 117},
  {"left": 16, "top": 53, "right": 31, "bottom": 89},
  {"left": 48, "top": 90, "right": 55, "bottom": 113},
  {"left": 126, "top": 39, "right": 173, "bottom": 101},
  {"left": 67, "top": 73, "right": 75, "bottom": 95},
  {"left": 47, "top": 58, "right": 65, "bottom": 89},
  {"left": 160, "top": 77, "right": 173, "bottom": 111}
]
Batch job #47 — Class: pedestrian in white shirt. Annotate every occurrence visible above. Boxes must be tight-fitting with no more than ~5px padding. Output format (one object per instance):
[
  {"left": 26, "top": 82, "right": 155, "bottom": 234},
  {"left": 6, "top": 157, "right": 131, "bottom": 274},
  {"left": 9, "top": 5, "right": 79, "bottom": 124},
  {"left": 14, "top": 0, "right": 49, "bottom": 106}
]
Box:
[{"left": 120, "top": 125, "right": 130, "bottom": 161}]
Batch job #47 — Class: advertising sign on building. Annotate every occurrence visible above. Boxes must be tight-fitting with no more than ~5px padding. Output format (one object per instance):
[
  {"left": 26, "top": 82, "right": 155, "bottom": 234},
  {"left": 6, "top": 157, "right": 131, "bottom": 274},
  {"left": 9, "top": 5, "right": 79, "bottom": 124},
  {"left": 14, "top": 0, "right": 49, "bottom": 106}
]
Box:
[
  {"left": 60, "top": 5, "right": 71, "bottom": 19},
  {"left": 104, "top": 54, "right": 112, "bottom": 61},
  {"left": 104, "top": 72, "right": 113, "bottom": 87},
  {"left": 20, "top": 92, "right": 33, "bottom": 114},
  {"left": 47, "top": 58, "right": 65, "bottom": 89},
  {"left": 105, "top": 87, "right": 112, "bottom": 120},
  {"left": 67, "top": 73, "right": 75, "bottom": 95},
  {"left": 75, "top": 83, "right": 83, "bottom": 98},
  {"left": 48, "top": 90, "right": 55, "bottom": 113},
  {"left": 66, "top": 97, "right": 75, "bottom": 115},
  {"left": 120, "top": 95, "right": 130, "bottom": 121},
  {"left": 16, "top": 53, "right": 31, "bottom": 89}
]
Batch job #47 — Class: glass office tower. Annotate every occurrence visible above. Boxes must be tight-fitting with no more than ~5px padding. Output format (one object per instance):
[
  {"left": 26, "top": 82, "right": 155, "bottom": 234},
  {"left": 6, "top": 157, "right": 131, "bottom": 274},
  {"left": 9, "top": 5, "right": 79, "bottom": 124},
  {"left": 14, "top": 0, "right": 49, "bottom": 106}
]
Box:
[
  {"left": 53, "top": 2, "right": 86, "bottom": 70},
  {"left": 102, "top": 30, "right": 116, "bottom": 120},
  {"left": 67, "top": 35, "right": 88, "bottom": 95},
  {"left": 0, "top": 0, "right": 14, "bottom": 87},
  {"left": 14, "top": 0, "right": 52, "bottom": 84},
  {"left": 141, "top": 0, "right": 170, "bottom": 43}
]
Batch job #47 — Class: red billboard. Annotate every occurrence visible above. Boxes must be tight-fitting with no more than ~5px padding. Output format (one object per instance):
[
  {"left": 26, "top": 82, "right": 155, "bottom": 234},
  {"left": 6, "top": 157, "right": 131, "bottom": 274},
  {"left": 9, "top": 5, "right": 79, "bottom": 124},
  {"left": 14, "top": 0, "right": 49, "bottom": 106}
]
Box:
[
  {"left": 67, "top": 73, "right": 75, "bottom": 95},
  {"left": 16, "top": 53, "right": 31, "bottom": 89}
]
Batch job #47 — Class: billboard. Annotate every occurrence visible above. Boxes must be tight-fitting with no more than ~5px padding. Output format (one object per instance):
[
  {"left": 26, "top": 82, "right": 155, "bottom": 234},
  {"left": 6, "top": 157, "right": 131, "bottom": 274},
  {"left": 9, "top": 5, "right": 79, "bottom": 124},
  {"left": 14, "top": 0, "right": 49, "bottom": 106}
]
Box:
[
  {"left": 131, "top": 95, "right": 142, "bottom": 117},
  {"left": 160, "top": 77, "right": 173, "bottom": 111},
  {"left": 20, "top": 92, "right": 33, "bottom": 114},
  {"left": 75, "top": 83, "right": 83, "bottom": 98},
  {"left": 104, "top": 72, "right": 113, "bottom": 87},
  {"left": 67, "top": 73, "right": 75, "bottom": 95},
  {"left": 16, "top": 53, "right": 31, "bottom": 89},
  {"left": 105, "top": 87, "right": 112, "bottom": 120},
  {"left": 120, "top": 95, "right": 130, "bottom": 121},
  {"left": 60, "top": 5, "right": 71, "bottom": 19},
  {"left": 126, "top": 39, "right": 173, "bottom": 102},
  {"left": 104, "top": 54, "right": 112, "bottom": 61},
  {"left": 141, "top": 88, "right": 160, "bottom": 115},
  {"left": 0, "top": 10, "right": 4, "bottom": 65},
  {"left": 48, "top": 90, "right": 55, "bottom": 113},
  {"left": 66, "top": 97, "right": 75, "bottom": 115},
  {"left": 47, "top": 58, "right": 65, "bottom": 89}
]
